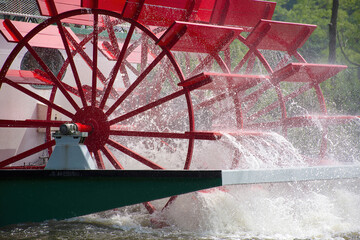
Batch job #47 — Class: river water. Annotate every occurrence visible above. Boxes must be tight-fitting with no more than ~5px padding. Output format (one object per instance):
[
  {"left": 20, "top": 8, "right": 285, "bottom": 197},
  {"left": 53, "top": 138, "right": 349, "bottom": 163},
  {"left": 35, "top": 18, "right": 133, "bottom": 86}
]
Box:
[{"left": 1, "top": 132, "right": 360, "bottom": 239}]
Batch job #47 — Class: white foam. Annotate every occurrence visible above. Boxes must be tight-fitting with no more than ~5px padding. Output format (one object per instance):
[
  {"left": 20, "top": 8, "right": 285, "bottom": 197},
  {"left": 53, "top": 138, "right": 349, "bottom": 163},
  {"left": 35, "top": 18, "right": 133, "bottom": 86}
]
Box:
[
  {"left": 192, "top": 131, "right": 307, "bottom": 170},
  {"left": 161, "top": 181, "right": 360, "bottom": 239},
  {"left": 158, "top": 132, "right": 360, "bottom": 239},
  {"left": 106, "top": 126, "right": 360, "bottom": 239}
]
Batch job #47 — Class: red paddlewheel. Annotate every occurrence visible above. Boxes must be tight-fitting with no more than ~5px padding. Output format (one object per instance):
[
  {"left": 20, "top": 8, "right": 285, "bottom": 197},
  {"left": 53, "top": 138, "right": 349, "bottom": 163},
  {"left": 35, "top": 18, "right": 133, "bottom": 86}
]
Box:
[
  {"left": 0, "top": 1, "right": 222, "bottom": 213},
  {"left": 164, "top": 20, "right": 348, "bottom": 163},
  {"left": 0, "top": 0, "right": 354, "bottom": 215}
]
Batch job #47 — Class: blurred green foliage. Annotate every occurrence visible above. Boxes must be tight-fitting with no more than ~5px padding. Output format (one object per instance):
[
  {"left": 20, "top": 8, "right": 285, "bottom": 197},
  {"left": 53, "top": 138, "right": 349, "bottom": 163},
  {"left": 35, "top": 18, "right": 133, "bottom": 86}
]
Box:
[{"left": 273, "top": 0, "right": 360, "bottom": 114}]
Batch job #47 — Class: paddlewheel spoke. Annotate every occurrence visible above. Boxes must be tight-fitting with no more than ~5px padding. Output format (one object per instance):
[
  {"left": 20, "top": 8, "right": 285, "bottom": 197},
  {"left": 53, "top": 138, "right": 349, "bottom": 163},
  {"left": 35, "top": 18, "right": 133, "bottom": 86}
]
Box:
[
  {"left": 99, "top": 23, "right": 136, "bottom": 109},
  {"left": 105, "top": 50, "right": 167, "bottom": 116},
  {"left": 246, "top": 83, "right": 314, "bottom": 123},
  {"left": 143, "top": 202, "right": 156, "bottom": 214},
  {"left": 0, "top": 140, "right": 55, "bottom": 168},
  {"left": 47, "top": 0, "right": 88, "bottom": 107},
  {"left": 91, "top": 12, "right": 99, "bottom": 107},
  {"left": 93, "top": 150, "right": 105, "bottom": 169},
  {"left": 109, "top": 130, "right": 220, "bottom": 140},
  {"left": 59, "top": 25, "right": 88, "bottom": 107},
  {"left": 100, "top": 146, "right": 124, "bottom": 169},
  {"left": 109, "top": 87, "right": 190, "bottom": 125},
  {"left": 2, "top": 20, "right": 80, "bottom": 112},
  {"left": 0, "top": 119, "right": 65, "bottom": 128},
  {"left": 3, "top": 78, "right": 74, "bottom": 119},
  {"left": 62, "top": 27, "right": 115, "bottom": 100},
  {"left": 107, "top": 139, "right": 164, "bottom": 169}
]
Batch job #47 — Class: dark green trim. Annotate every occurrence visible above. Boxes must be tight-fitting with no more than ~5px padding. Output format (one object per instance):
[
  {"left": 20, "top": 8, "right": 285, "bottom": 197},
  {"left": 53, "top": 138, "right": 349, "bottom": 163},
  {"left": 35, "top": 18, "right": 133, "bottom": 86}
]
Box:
[{"left": 0, "top": 170, "right": 222, "bottom": 226}]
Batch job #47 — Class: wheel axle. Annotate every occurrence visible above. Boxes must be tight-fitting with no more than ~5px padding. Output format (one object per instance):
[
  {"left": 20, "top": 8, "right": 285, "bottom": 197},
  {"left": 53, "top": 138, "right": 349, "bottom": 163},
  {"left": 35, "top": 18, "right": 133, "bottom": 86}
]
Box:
[{"left": 59, "top": 122, "right": 92, "bottom": 135}]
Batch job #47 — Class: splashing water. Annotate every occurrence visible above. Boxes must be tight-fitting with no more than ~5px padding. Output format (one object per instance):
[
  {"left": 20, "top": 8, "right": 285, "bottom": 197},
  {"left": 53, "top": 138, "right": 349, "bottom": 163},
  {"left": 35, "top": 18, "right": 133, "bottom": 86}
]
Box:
[
  {"left": 2, "top": 130, "right": 360, "bottom": 240},
  {"left": 161, "top": 180, "right": 360, "bottom": 239},
  {"left": 82, "top": 131, "right": 360, "bottom": 239},
  {"left": 192, "top": 131, "right": 307, "bottom": 170},
  {"left": 157, "top": 132, "right": 360, "bottom": 239},
  {"left": 78, "top": 130, "right": 360, "bottom": 239}
]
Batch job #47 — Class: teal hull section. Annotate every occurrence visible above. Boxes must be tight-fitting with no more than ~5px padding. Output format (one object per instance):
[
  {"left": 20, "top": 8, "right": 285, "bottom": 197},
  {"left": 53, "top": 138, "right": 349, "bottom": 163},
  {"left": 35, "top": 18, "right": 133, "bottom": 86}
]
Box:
[{"left": 0, "top": 170, "right": 222, "bottom": 226}]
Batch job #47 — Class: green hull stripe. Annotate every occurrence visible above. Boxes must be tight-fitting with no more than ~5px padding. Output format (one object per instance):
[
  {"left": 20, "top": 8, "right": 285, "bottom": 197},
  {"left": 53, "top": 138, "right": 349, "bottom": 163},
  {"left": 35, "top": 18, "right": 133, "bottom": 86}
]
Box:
[{"left": 0, "top": 170, "right": 222, "bottom": 226}]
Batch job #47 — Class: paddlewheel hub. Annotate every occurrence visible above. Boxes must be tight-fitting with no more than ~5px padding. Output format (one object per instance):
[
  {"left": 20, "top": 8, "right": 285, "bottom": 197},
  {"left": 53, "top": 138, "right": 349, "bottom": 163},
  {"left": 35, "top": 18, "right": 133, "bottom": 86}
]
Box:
[{"left": 73, "top": 106, "right": 110, "bottom": 152}]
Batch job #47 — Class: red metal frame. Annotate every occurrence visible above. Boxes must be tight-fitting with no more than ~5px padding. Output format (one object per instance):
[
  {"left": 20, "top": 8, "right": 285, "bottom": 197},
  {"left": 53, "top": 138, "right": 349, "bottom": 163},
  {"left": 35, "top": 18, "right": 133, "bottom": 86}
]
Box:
[
  {"left": 5, "top": 70, "right": 54, "bottom": 85},
  {"left": 0, "top": 0, "right": 353, "bottom": 214},
  {"left": 0, "top": 4, "right": 215, "bottom": 182},
  {"left": 0, "top": 19, "right": 80, "bottom": 49},
  {"left": 158, "top": 21, "right": 243, "bottom": 53}
]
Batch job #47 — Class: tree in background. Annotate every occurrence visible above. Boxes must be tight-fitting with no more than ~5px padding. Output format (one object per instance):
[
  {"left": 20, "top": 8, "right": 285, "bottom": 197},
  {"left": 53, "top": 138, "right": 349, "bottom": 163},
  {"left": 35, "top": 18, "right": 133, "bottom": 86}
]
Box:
[
  {"left": 328, "top": 0, "right": 338, "bottom": 64},
  {"left": 272, "top": 0, "right": 360, "bottom": 114}
]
